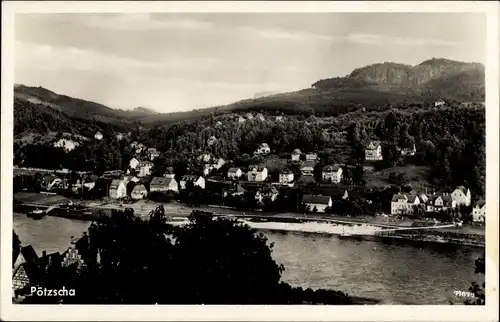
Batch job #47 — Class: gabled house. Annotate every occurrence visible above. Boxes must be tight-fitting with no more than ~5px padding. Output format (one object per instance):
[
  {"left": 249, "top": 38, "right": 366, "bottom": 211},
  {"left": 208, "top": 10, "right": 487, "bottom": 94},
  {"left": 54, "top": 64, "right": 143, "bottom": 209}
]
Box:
[
  {"left": 131, "top": 184, "right": 148, "bottom": 199},
  {"left": 94, "top": 131, "right": 103, "bottom": 140},
  {"left": 426, "top": 194, "right": 456, "bottom": 212},
  {"left": 147, "top": 148, "right": 160, "bottom": 161},
  {"left": 419, "top": 193, "right": 429, "bottom": 204},
  {"left": 137, "top": 161, "right": 153, "bottom": 177},
  {"left": 255, "top": 113, "right": 265, "bottom": 121},
  {"left": 227, "top": 168, "right": 243, "bottom": 179},
  {"left": 12, "top": 262, "right": 45, "bottom": 292},
  {"left": 365, "top": 141, "right": 383, "bottom": 161},
  {"left": 238, "top": 116, "right": 246, "bottom": 123},
  {"left": 391, "top": 193, "right": 420, "bottom": 215},
  {"left": 279, "top": 168, "right": 294, "bottom": 184},
  {"left": 180, "top": 175, "right": 205, "bottom": 190},
  {"left": 109, "top": 179, "right": 127, "bottom": 199},
  {"left": 163, "top": 167, "right": 175, "bottom": 179},
  {"left": 291, "top": 149, "right": 302, "bottom": 161},
  {"left": 247, "top": 165, "right": 268, "bottom": 182},
  {"left": 150, "top": 176, "right": 178, "bottom": 193},
  {"left": 61, "top": 235, "right": 88, "bottom": 271},
  {"left": 451, "top": 186, "right": 472, "bottom": 206},
  {"left": 13, "top": 245, "right": 39, "bottom": 271},
  {"left": 245, "top": 113, "right": 254, "bottom": 120},
  {"left": 204, "top": 158, "right": 226, "bottom": 175},
  {"left": 129, "top": 157, "right": 140, "bottom": 170},
  {"left": 255, "top": 185, "right": 279, "bottom": 203},
  {"left": 302, "top": 195, "right": 332, "bottom": 213},
  {"left": 322, "top": 165, "right": 343, "bottom": 184},
  {"left": 254, "top": 143, "right": 271, "bottom": 155},
  {"left": 300, "top": 161, "right": 315, "bottom": 176},
  {"left": 305, "top": 153, "right": 318, "bottom": 161},
  {"left": 472, "top": 200, "right": 486, "bottom": 223}
]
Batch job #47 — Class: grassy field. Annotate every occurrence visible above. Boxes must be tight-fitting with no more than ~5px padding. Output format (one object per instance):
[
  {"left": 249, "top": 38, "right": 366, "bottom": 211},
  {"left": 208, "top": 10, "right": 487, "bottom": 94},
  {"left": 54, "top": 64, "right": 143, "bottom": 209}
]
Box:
[{"left": 365, "top": 165, "right": 431, "bottom": 189}]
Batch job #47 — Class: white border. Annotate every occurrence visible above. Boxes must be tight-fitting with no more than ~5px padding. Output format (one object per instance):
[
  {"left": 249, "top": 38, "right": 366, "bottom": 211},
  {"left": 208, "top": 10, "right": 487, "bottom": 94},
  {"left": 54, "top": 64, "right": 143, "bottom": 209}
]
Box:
[{"left": 1, "top": 1, "right": 499, "bottom": 321}]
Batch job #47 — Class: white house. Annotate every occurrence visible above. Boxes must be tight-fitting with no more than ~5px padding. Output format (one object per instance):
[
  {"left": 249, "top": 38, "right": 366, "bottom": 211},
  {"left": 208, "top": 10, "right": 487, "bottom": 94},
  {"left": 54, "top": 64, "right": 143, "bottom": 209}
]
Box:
[
  {"left": 255, "top": 113, "right": 265, "bottom": 121},
  {"left": 227, "top": 168, "right": 243, "bottom": 179},
  {"left": 137, "top": 161, "right": 153, "bottom": 177},
  {"left": 279, "top": 169, "right": 294, "bottom": 184},
  {"left": 365, "top": 141, "right": 383, "bottom": 161},
  {"left": 302, "top": 195, "right": 332, "bottom": 213},
  {"left": 435, "top": 99, "right": 446, "bottom": 107},
  {"left": 451, "top": 186, "right": 472, "bottom": 206},
  {"left": 94, "top": 131, "right": 103, "bottom": 140},
  {"left": 247, "top": 166, "right": 268, "bottom": 182},
  {"left": 129, "top": 157, "right": 140, "bottom": 170},
  {"left": 238, "top": 116, "right": 246, "bottom": 123},
  {"left": 426, "top": 194, "right": 456, "bottom": 212},
  {"left": 150, "top": 177, "right": 178, "bottom": 193},
  {"left": 109, "top": 179, "right": 127, "bottom": 199},
  {"left": 255, "top": 186, "right": 279, "bottom": 203},
  {"left": 131, "top": 184, "right": 148, "bottom": 200},
  {"left": 391, "top": 193, "right": 420, "bottom": 215},
  {"left": 305, "top": 153, "right": 318, "bottom": 161},
  {"left": 322, "top": 165, "right": 343, "bottom": 184},
  {"left": 254, "top": 143, "right": 271, "bottom": 155},
  {"left": 179, "top": 175, "right": 205, "bottom": 190},
  {"left": 291, "top": 149, "right": 301, "bottom": 161},
  {"left": 472, "top": 200, "right": 486, "bottom": 223}
]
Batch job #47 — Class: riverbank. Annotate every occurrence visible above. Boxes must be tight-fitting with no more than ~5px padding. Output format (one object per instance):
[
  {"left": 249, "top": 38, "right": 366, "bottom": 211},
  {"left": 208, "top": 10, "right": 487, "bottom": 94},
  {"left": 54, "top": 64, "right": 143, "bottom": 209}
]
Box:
[{"left": 13, "top": 192, "right": 485, "bottom": 247}]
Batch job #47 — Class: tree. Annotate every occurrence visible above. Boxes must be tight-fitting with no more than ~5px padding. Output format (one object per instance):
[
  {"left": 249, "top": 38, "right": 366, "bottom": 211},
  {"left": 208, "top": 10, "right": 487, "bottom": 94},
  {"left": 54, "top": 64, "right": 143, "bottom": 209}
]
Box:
[
  {"left": 465, "top": 254, "right": 485, "bottom": 305},
  {"left": 13, "top": 231, "right": 21, "bottom": 265},
  {"left": 23, "top": 208, "right": 352, "bottom": 304}
]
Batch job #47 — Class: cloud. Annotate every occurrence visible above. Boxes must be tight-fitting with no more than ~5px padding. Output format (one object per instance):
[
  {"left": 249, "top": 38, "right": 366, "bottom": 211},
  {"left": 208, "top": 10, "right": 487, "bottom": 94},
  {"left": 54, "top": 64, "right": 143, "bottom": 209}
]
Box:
[
  {"left": 239, "top": 25, "right": 337, "bottom": 42},
  {"left": 345, "top": 32, "right": 462, "bottom": 47},
  {"left": 80, "top": 13, "right": 214, "bottom": 32}
]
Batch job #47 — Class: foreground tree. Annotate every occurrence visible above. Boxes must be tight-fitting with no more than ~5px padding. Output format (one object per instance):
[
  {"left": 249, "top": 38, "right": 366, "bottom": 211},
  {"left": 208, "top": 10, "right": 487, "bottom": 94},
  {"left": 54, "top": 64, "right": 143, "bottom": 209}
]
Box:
[
  {"left": 13, "top": 231, "right": 21, "bottom": 266},
  {"left": 24, "top": 208, "right": 353, "bottom": 304},
  {"left": 465, "top": 254, "right": 485, "bottom": 305}
]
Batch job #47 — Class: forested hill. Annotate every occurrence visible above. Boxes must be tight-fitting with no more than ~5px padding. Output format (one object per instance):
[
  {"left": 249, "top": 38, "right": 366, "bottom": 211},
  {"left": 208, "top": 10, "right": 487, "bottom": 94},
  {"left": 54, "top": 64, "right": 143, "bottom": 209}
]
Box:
[{"left": 13, "top": 57, "right": 485, "bottom": 132}]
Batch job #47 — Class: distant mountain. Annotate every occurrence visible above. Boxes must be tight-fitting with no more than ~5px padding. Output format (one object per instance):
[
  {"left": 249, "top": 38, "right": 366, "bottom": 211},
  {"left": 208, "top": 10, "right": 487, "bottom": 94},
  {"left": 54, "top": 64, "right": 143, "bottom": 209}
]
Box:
[{"left": 253, "top": 91, "right": 280, "bottom": 99}]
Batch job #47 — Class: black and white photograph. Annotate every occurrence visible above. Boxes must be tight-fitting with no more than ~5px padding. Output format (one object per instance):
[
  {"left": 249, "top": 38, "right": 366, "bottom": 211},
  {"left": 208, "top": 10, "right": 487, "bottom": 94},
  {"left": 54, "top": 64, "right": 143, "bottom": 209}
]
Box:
[{"left": 1, "top": 1, "right": 499, "bottom": 321}]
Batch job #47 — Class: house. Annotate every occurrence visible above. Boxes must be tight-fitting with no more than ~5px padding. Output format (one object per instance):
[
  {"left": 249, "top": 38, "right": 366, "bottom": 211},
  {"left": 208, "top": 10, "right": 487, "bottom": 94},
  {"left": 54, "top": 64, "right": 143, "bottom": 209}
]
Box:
[
  {"left": 255, "top": 113, "right": 265, "bottom": 121},
  {"left": 247, "top": 165, "right": 268, "bottom": 182},
  {"left": 435, "top": 99, "right": 446, "bottom": 107},
  {"left": 255, "top": 185, "right": 279, "bottom": 203},
  {"left": 129, "top": 157, "right": 140, "bottom": 170},
  {"left": 419, "top": 193, "right": 429, "bottom": 204},
  {"left": 150, "top": 177, "right": 178, "bottom": 192},
  {"left": 211, "top": 158, "right": 225, "bottom": 170},
  {"left": 305, "top": 153, "right": 318, "bottom": 161},
  {"left": 238, "top": 116, "right": 246, "bottom": 123},
  {"left": 302, "top": 195, "right": 332, "bottom": 213},
  {"left": 275, "top": 116, "right": 283, "bottom": 122},
  {"left": 401, "top": 144, "right": 416, "bottom": 156},
  {"left": 451, "top": 186, "right": 472, "bottom": 206},
  {"left": 137, "top": 161, "right": 153, "bottom": 177},
  {"left": 147, "top": 148, "right": 160, "bottom": 161},
  {"left": 207, "top": 136, "right": 218, "bottom": 146},
  {"left": 109, "top": 179, "right": 127, "bottom": 199},
  {"left": 365, "top": 141, "right": 383, "bottom": 161},
  {"left": 245, "top": 112, "right": 254, "bottom": 120},
  {"left": 227, "top": 168, "right": 243, "bottom": 179},
  {"left": 41, "top": 174, "right": 62, "bottom": 191},
  {"left": 12, "top": 262, "right": 45, "bottom": 293},
  {"left": 53, "top": 138, "right": 80, "bottom": 152},
  {"left": 472, "top": 200, "right": 486, "bottom": 223},
  {"left": 131, "top": 184, "right": 148, "bottom": 199},
  {"left": 116, "top": 133, "right": 124, "bottom": 141},
  {"left": 291, "top": 149, "right": 302, "bottom": 161},
  {"left": 163, "top": 167, "right": 175, "bottom": 179},
  {"left": 254, "top": 143, "right": 271, "bottom": 155},
  {"left": 391, "top": 193, "right": 420, "bottom": 215},
  {"left": 61, "top": 236, "right": 88, "bottom": 271},
  {"left": 215, "top": 121, "right": 223, "bottom": 128},
  {"left": 426, "top": 194, "right": 456, "bottom": 212},
  {"left": 13, "top": 245, "right": 39, "bottom": 271},
  {"left": 300, "top": 161, "right": 315, "bottom": 176},
  {"left": 180, "top": 175, "right": 205, "bottom": 190},
  {"left": 94, "top": 131, "right": 103, "bottom": 140},
  {"left": 279, "top": 168, "right": 294, "bottom": 184},
  {"left": 322, "top": 165, "right": 343, "bottom": 184}
]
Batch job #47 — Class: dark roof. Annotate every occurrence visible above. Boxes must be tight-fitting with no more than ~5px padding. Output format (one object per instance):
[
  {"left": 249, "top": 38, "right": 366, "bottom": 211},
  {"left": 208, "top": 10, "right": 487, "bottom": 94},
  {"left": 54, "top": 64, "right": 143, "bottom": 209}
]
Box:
[
  {"left": 150, "top": 177, "right": 176, "bottom": 186},
  {"left": 406, "top": 195, "right": 418, "bottom": 203},
  {"left": 110, "top": 179, "right": 124, "bottom": 189},
  {"left": 391, "top": 194, "right": 407, "bottom": 202},
  {"left": 19, "top": 245, "right": 39, "bottom": 263},
  {"left": 132, "top": 184, "right": 147, "bottom": 192},
  {"left": 302, "top": 195, "right": 331, "bottom": 205},
  {"left": 164, "top": 167, "right": 174, "bottom": 174},
  {"left": 454, "top": 186, "right": 469, "bottom": 194},
  {"left": 280, "top": 168, "right": 293, "bottom": 174},
  {"left": 475, "top": 199, "right": 486, "bottom": 208},
  {"left": 228, "top": 167, "right": 241, "bottom": 173},
  {"left": 38, "top": 252, "right": 62, "bottom": 266},
  {"left": 181, "top": 175, "right": 201, "bottom": 181}
]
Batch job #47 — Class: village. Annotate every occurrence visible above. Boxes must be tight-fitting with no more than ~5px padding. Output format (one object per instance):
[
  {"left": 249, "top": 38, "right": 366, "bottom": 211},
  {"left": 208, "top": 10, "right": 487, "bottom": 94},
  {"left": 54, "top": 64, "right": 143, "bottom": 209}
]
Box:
[{"left": 14, "top": 128, "right": 487, "bottom": 225}]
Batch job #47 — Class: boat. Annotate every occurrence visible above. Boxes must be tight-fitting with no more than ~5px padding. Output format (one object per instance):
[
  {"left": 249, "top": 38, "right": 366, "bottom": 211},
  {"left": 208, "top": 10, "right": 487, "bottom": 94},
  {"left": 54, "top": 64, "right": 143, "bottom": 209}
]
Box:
[{"left": 27, "top": 209, "right": 46, "bottom": 220}]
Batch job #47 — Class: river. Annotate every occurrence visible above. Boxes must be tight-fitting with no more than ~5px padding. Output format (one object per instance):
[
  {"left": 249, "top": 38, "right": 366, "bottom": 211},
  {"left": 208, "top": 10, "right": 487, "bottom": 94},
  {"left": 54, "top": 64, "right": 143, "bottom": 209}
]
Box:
[{"left": 13, "top": 213, "right": 483, "bottom": 304}]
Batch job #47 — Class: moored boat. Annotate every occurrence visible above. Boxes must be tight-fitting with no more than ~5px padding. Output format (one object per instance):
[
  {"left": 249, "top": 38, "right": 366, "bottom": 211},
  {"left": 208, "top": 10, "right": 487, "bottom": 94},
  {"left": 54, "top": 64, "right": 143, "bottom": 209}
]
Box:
[{"left": 27, "top": 209, "right": 46, "bottom": 220}]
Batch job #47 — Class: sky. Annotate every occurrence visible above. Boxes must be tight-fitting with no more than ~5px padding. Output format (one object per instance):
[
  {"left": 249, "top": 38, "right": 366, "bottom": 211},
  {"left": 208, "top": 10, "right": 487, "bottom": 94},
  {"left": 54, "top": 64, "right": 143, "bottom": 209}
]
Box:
[{"left": 15, "top": 13, "right": 486, "bottom": 112}]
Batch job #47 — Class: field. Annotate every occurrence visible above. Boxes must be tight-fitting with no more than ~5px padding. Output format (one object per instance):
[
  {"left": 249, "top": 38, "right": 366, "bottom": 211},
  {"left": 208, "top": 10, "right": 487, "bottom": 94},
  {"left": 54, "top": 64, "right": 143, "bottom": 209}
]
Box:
[{"left": 364, "top": 165, "right": 431, "bottom": 189}]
